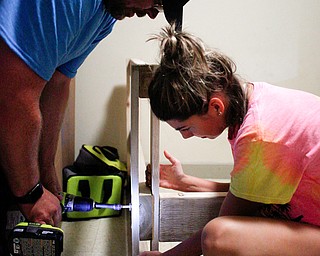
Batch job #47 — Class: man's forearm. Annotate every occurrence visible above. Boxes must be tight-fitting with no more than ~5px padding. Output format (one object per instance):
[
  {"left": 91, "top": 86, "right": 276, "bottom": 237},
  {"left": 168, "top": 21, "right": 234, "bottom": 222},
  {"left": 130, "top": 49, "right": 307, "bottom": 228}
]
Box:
[
  {"left": 0, "top": 96, "right": 43, "bottom": 196},
  {"left": 38, "top": 71, "right": 71, "bottom": 196},
  {"left": 39, "top": 71, "right": 71, "bottom": 171}
]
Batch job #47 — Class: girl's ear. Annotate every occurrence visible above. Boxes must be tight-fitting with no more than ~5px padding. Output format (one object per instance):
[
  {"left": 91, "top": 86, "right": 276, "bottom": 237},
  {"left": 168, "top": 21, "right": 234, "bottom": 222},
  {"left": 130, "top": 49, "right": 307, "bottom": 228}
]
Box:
[{"left": 207, "top": 97, "right": 225, "bottom": 117}]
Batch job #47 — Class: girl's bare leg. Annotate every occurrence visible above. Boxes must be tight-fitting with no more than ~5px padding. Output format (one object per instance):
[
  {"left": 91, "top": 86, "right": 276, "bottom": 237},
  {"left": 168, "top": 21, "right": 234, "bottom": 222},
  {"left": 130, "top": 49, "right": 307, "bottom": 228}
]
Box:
[{"left": 202, "top": 216, "right": 320, "bottom": 256}]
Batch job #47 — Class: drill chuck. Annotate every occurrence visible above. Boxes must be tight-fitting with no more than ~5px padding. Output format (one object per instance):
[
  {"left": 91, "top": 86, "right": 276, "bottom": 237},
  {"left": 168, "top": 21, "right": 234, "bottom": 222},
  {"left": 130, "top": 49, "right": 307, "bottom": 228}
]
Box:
[
  {"left": 62, "top": 193, "right": 94, "bottom": 212},
  {"left": 62, "top": 193, "right": 131, "bottom": 213}
]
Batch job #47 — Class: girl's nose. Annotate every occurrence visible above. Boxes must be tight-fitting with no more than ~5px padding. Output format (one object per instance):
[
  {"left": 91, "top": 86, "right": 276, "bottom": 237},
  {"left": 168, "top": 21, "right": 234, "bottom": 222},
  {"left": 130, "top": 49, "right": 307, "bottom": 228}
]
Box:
[{"left": 180, "top": 130, "right": 193, "bottom": 139}]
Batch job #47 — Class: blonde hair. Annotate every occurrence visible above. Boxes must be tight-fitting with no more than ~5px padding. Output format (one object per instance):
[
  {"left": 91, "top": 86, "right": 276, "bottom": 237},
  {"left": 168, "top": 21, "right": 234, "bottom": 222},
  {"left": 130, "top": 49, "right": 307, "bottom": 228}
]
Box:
[{"left": 148, "top": 25, "right": 247, "bottom": 127}]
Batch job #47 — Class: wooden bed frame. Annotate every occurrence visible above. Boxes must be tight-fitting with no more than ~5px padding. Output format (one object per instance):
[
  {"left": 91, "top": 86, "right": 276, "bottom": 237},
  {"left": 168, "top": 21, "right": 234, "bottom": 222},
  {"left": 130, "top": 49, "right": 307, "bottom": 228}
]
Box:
[{"left": 127, "top": 60, "right": 227, "bottom": 255}]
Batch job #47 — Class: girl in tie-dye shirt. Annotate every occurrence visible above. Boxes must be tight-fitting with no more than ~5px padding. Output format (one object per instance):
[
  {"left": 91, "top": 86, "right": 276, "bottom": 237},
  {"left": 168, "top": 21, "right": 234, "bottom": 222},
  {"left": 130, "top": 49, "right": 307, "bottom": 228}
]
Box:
[
  {"left": 229, "top": 82, "right": 320, "bottom": 227},
  {"left": 141, "top": 26, "right": 320, "bottom": 256}
]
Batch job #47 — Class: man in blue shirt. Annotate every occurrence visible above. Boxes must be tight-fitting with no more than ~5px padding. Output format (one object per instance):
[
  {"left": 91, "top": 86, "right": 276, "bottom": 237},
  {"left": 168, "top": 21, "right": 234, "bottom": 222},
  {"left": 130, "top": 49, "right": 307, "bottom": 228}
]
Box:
[{"left": 0, "top": 0, "right": 190, "bottom": 254}]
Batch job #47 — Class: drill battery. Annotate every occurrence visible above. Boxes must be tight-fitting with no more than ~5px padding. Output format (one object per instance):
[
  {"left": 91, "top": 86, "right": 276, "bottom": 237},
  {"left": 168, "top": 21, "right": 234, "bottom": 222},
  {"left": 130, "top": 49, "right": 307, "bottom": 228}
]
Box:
[{"left": 8, "top": 222, "right": 63, "bottom": 256}]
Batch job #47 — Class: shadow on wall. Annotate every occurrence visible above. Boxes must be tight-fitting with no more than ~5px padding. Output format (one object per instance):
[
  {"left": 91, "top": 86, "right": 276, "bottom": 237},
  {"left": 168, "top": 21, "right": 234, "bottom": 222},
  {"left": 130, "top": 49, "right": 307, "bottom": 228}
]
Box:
[{"left": 96, "top": 85, "right": 128, "bottom": 162}]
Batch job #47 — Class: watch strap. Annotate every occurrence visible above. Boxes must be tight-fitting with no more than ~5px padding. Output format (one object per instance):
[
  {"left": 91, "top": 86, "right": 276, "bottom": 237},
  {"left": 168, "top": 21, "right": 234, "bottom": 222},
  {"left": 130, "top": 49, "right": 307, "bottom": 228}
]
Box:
[{"left": 15, "top": 182, "right": 44, "bottom": 204}]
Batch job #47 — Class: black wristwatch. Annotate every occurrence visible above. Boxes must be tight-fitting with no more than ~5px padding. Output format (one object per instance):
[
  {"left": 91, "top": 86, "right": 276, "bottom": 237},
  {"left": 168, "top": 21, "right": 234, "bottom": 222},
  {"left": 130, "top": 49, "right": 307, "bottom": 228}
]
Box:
[{"left": 14, "top": 182, "right": 44, "bottom": 204}]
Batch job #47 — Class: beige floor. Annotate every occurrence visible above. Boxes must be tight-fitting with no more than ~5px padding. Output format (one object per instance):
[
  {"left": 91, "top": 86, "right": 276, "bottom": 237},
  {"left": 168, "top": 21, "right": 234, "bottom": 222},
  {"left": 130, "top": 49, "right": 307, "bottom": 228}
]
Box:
[
  {"left": 61, "top": 214, "right": 129, "bottom": 256},
  {"left": 61, "top": 214, "right": 179, "bottom": 256}
]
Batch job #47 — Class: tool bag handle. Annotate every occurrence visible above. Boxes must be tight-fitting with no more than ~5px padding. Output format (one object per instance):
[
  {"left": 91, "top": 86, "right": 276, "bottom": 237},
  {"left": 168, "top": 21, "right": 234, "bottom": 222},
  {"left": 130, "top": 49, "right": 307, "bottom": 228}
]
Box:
[{"left": 72, "top": 145, "right": 127, "bottom": 176}]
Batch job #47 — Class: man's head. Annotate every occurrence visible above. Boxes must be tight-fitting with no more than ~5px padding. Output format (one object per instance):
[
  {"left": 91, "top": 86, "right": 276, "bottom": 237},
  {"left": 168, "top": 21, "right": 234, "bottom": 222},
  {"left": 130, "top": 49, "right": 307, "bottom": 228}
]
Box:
[
  {"left": 104, "top": 0, "right": 190, "bottom": 30},
  {"left": 104, "top": 0, "right": 158, "bottom": 20}
]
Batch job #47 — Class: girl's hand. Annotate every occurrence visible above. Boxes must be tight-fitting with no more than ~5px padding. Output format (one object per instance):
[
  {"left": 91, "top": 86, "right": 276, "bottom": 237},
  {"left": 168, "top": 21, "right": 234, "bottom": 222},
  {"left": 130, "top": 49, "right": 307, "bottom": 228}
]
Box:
[{"left": 160, "top": 150, "right": 187, "bottom": 191}]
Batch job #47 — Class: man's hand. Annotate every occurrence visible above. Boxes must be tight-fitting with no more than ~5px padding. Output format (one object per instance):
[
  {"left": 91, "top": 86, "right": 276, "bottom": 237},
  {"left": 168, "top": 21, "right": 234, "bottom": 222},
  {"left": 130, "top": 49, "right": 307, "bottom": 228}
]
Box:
[
  {"left": 18, "top": 188, "right": 62, "bottom": 227},
  {"left": 40, "top": 165, "right": 63, "bottom": 200}
]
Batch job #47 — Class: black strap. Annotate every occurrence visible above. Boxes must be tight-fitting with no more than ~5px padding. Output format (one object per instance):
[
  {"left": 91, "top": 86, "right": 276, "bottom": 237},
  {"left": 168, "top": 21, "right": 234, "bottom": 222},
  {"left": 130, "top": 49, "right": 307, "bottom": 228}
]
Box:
[
  {"left": 14, "top": 182, "right": 43, "bottom": 204},
  {"left": 78, "top": 180, "right": 90, "bottom": 198}
]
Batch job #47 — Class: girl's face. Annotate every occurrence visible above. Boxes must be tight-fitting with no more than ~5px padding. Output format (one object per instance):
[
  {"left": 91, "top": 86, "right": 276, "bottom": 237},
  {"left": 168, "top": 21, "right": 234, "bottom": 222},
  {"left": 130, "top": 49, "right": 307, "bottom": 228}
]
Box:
[
  {"left": 167, "top": 114, "right": 224, "bottom": 139},
  {"left": 166, "top": 96, "right": 228, "bottom": 140}
]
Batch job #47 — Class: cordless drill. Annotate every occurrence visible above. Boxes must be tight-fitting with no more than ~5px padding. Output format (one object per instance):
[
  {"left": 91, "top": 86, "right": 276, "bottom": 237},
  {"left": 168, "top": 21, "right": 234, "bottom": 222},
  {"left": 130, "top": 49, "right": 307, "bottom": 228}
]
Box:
[{"left": 9, "top": 193, "right": 131, "bottom": 256}]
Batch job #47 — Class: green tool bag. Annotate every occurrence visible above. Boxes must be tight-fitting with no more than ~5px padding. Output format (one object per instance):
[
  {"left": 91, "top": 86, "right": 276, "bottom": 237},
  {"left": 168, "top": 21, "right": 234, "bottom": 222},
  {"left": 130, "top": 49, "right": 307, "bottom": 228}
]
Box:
[
  {"left": 73, "top": 145, "right": 127, "bottom": 175},
  {"left": 62, "top": 145, "right": 127, "bottom": 219}
]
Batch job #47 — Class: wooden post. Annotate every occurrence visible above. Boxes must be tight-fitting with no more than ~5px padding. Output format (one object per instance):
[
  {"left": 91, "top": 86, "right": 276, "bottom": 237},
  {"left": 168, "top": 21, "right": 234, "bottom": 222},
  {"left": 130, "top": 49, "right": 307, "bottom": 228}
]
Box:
[
  {"left": 129, "top": 61, "right": 141, "bottom": 256},
  {"left": 127, "top": 60, "right": 159, "bottom": 255},
  {"left": 150, "top": 110, "right": 160, "bottom": 250}
]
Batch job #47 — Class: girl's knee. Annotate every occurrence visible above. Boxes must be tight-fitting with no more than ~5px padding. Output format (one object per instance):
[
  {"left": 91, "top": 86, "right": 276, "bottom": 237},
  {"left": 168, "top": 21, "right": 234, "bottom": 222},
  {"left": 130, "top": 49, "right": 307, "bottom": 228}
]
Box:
[{"left": 201, "top": 217, "right": 237, "bottom": 256}]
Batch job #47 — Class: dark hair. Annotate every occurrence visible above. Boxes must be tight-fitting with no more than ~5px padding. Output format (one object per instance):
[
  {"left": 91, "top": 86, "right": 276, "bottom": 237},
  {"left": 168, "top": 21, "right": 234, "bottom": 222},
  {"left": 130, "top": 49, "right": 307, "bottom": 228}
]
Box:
[{"left": 148, "top": 25, "right": 247, "bottom": 127}]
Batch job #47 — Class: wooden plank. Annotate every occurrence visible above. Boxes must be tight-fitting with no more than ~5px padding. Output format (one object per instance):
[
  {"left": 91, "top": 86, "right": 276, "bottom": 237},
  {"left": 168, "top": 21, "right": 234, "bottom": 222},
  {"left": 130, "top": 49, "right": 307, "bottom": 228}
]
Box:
[
  {"left": 139, "top": 182, "right": 226, "bottom": 242},
  {"left": 159, "top": 191, "right": 226, "bottom": 242},
  {"left": 150, "top": 112, "right": 160, "bottom": 250},
  {"left": 138, "top": 65, "right": 157, "bottom": 98},
  {"left": 129, "top": 61, "right": 141, "bottom": 256},
  {"left": 127, "top": 59, "right": 158, "bottom": 98}
]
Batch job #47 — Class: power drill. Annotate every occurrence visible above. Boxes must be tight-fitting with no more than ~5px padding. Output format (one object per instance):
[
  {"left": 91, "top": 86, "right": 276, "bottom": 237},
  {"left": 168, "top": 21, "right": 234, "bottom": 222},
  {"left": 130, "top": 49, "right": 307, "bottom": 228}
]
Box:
[{"left": 9, "top": 193, "right": 131, "bottom": 256}]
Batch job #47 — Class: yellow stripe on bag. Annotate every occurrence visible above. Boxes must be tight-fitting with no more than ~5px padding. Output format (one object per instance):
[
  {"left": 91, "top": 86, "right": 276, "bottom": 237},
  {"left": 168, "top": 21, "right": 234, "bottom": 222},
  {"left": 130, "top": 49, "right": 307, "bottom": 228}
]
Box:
[{"left": 84, "top": 145, "right": 127, "bottom": 172}]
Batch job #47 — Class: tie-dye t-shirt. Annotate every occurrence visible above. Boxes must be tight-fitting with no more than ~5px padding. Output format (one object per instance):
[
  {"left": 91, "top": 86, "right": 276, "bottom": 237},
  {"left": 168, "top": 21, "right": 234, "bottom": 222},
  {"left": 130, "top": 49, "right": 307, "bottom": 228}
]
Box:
[{"left": 229, "top": 82, "right": 320, "bottom": 226}]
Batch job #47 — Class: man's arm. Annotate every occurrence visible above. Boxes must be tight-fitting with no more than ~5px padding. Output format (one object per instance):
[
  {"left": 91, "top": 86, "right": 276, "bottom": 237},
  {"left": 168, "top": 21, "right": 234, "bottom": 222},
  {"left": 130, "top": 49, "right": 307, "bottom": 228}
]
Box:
[
  {"left": 39, "top": 71, "right": 71, "bottom": 197},
  {"left": 0, "top": 39, "right": 61, "bottom": 226}
]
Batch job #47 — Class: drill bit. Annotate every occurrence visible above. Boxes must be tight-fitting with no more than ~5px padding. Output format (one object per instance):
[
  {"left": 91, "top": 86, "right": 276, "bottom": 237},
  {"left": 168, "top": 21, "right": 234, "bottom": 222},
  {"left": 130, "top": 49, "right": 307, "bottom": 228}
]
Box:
[{"left": 94, "top": 203, "right": 132, "bottom": 211}]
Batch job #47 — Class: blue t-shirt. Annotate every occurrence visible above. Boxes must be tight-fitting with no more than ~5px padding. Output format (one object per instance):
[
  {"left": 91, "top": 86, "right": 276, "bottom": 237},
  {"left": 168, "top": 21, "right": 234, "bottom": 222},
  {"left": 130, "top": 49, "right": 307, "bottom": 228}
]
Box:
[{"left": 0, "top": 0, "right": 116, "bottom": 81}]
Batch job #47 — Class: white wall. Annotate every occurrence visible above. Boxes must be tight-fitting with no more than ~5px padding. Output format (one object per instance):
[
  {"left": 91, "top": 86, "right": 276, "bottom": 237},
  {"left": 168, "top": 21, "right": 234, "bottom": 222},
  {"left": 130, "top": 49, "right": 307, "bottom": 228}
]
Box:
[{"left": 75, "top": 0, "right": 320, "bottom": 168}]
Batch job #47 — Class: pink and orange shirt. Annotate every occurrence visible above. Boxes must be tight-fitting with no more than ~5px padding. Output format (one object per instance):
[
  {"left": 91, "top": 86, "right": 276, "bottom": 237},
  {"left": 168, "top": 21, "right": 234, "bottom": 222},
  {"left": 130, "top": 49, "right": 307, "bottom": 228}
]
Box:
[{"left": 229, "top": 82, "right": 320, "bottom": 226}]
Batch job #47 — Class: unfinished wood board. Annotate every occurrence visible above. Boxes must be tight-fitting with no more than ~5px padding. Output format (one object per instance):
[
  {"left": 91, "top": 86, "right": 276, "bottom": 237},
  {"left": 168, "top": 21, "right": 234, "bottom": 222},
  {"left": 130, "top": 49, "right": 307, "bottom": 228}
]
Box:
[
  {"left": 159, "top": 191, "right": 226, "bottom": 242},
  {"left": 139, "top": 182, "right": 226, "bottom": 242}
]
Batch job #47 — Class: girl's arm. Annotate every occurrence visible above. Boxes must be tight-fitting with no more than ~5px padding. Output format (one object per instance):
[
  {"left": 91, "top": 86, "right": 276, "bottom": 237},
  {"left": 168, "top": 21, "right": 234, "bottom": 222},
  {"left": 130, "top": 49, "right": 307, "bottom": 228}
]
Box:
[{"left": 160, "top": 150, "right": 229, "bottom": 192}]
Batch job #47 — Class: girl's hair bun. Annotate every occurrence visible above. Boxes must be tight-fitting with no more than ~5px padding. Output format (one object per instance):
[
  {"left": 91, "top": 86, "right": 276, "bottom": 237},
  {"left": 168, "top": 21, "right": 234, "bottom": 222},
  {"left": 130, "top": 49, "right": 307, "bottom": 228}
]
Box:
[{"left": 149, "top": 25, "right": 208, "bottom": 73}]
